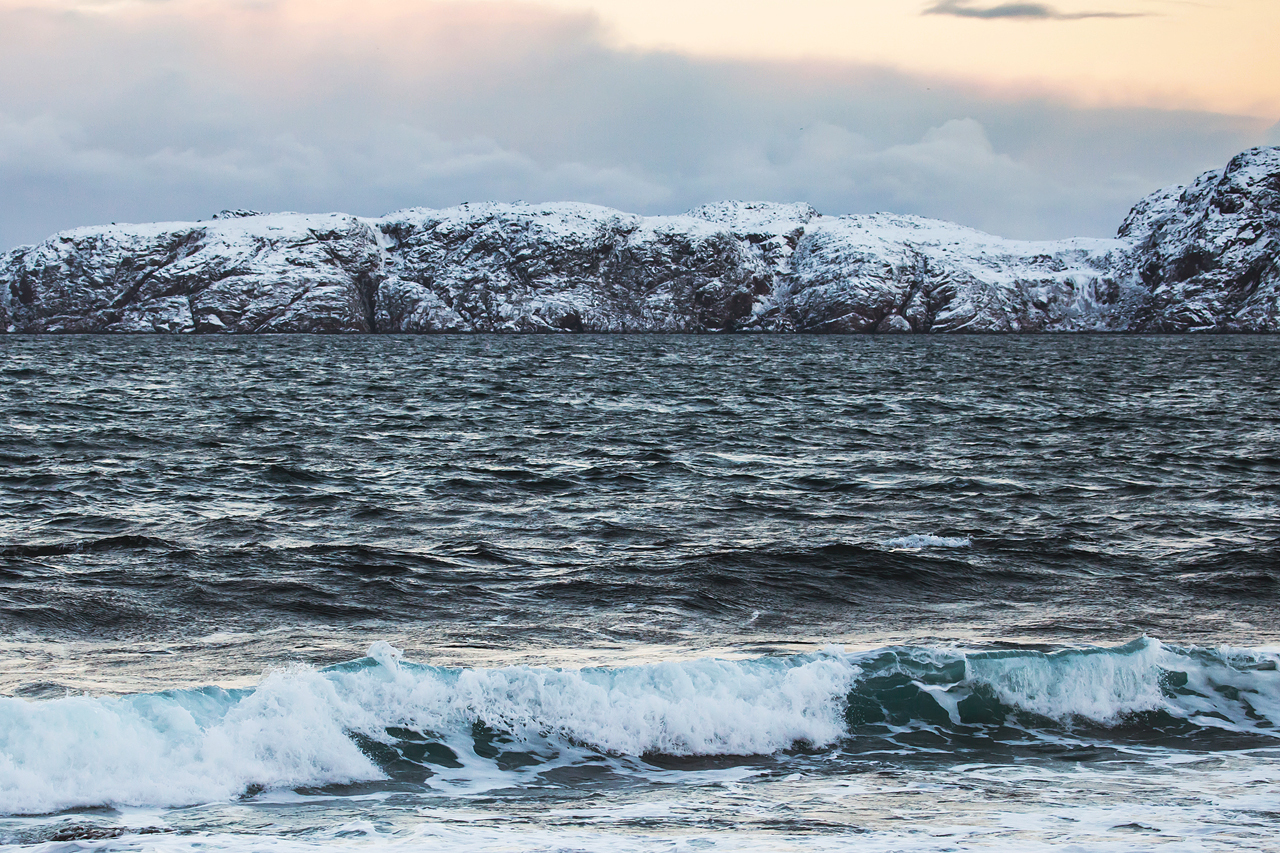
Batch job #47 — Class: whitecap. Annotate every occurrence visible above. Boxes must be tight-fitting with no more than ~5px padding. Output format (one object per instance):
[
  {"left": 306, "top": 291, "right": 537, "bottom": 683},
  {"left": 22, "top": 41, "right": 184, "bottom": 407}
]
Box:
[{"left": 883, "top": 534, "right": 972, "bottom": 549}]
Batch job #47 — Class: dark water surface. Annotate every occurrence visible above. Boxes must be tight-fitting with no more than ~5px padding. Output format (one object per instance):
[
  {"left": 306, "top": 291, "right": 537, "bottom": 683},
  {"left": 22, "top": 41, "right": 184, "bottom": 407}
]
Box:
[
  {"left": 0, "top": 335, "right": 1278, "bottom": 851},
  {"left": 2, "top": 335, "right": 1277, "bottom": 660}
]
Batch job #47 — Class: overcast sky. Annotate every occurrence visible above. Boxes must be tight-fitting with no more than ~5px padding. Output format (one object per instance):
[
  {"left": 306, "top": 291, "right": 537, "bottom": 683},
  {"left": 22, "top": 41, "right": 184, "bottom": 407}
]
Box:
[{"left": 1, "top": 0, "right": 1276, "bottom": 249}]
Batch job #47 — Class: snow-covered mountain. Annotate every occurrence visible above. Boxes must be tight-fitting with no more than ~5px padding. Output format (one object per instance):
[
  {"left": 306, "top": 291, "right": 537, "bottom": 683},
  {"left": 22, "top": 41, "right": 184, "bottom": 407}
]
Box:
[{"left": 2, "top": 147, "right": 1277, "bottom": 334}]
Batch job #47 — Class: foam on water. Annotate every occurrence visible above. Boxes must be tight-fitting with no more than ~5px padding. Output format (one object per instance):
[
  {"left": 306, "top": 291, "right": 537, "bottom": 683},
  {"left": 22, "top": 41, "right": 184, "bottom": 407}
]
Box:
[
  {"left": 11, "top": 755, "right": 1280, "bottom": 853},
  {"left": 883, "top": 535, "right": 972, "bottom": 549},
  {"left": 0, "top": 647, "right": 860, "bottom": 814},
  {"left": 964, "top": 639, "right": 1280, "bottom": 728},
  {"left": 0, "top": 669, "right": 382, "bottom": 815},
  {"left": 1, "top": 640, "right": 1277, "bottom": 815}
]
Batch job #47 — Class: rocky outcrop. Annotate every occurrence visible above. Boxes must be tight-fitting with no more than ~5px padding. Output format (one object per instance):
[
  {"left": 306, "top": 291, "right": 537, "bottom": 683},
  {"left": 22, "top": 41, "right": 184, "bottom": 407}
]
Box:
[
  {"left": 377, "top": 204, "right": 761, "bottom": 333},
  {"left": 2, "top": 148, "right": 1277, "bottom": 333},
  {"left": 0, "top": 213, "right": 382, "bottom": 333},
  {"left": 785, "top": 215, "right": 1125, "bottom": 332},
  {"left": 1116, "top": 147, "right": 1280, "bottom": 332}
]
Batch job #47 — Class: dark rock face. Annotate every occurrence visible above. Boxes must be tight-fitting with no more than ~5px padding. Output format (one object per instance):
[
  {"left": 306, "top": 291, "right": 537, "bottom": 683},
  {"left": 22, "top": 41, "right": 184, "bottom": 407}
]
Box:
[
  {"left": 2, "top": 214, "right": 381, "bottom": 333},
  {"left": 374, "top": 202, "right": 812, "bottom": 332},
  {"left": 1117, "top": 147, "right": 1280, "bottom": 332},
  {"left": 2, "top": 148, "right": 1277, "bottom": 333},
  {"left": 784, "top": 215, "right": 1125, "bottom": 333}
]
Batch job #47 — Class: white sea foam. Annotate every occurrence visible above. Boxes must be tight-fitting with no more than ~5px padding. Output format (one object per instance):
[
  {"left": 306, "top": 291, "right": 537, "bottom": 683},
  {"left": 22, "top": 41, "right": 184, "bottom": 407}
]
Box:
[
  {"left": 0, "top": 668, "right": 383, "bottom": 815},
  {"left": 883, "top": 534, "right": 972, "bottom": 549},
  {"left": 16, "top": 756, "right": 1280, "bottom": 853},
  {"left": 962, "top": 638, "right": 1280, "bottom": 729},
  {"left": 0, "top": 648, "right": 859, "bottom": 814},
  {"left": 1, "top": 640, "right": 1277, "bottom": 816},
  {"left": 409, "top": 652, "right": 858, "bottom": 757}
]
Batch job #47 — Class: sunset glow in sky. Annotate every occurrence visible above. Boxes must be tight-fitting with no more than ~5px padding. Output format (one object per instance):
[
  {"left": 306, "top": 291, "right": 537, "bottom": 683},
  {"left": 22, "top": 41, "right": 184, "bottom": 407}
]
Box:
[
  {"left": 0, "top": 0, "right": 1276, "bottom": 248},
  {"left": 540, "top": 0, "right": 1280, "bottom": 116}
]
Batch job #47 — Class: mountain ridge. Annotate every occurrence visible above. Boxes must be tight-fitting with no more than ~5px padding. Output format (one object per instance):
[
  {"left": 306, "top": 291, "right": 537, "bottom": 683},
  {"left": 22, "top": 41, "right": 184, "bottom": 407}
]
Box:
[{"left": 3, "top": 147, "right": 1277, "bottom": 333}]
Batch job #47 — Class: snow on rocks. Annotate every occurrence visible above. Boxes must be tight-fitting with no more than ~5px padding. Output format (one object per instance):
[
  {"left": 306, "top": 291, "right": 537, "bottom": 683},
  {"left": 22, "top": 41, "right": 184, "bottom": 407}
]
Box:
[
  {"left": 1, "top": 213, "right": 382, "bottom": 333},
  {"left": 787, "top": 215, "right": 1127, "bottom": 333},
  {"left": 1116, "top": 146, "right": 1280, "bottom": 332},
  {"left": 2, "top": 148, "right": 1277, "bottom": 333}
]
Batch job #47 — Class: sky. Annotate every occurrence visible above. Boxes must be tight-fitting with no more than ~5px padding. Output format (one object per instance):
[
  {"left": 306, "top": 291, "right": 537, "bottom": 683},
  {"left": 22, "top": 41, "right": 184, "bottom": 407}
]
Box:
[{"left": 0, "top": 0, "right": 1277, "bottom": 250}]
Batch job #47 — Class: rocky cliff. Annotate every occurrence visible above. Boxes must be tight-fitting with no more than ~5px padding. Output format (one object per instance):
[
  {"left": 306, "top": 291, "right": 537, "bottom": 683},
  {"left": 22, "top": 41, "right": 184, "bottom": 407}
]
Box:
[
  {"left": 1115, "top": 147, "right": 1280, "bottom": 332},
  {"left": 2, "top": 147, "right": 1277, "bottom": 333}
]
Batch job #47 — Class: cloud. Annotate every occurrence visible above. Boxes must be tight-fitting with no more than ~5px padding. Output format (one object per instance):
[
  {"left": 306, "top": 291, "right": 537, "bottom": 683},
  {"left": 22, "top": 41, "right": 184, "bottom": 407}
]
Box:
[
  {"left": 0, "top": 112, "right": 671, "bottom": 236},
  {"left": 681, "top": 117, "right": 1148, "bottom": 239},
  {"left": 924, "top": 1, "right": 1142, "bottom": 20},
  {"left": 0, "top": 0, "right": 1266, "bottom": 250}
]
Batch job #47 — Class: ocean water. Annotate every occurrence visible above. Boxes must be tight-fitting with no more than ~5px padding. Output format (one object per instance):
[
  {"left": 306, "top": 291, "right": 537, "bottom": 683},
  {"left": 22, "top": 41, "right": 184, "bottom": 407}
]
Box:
[{"left": 0, "top": 334, "right": 1277, "bottom": 852}]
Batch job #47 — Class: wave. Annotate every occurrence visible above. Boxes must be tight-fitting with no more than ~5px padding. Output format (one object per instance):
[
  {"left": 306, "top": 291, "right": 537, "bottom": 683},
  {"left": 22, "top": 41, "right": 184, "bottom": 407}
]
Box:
[
  {"left": 0, "top": 535, "right": 174, "bottom": 558},
  {"left": 882, "top": 534, "right": 972, "bottom": 549},
  {"left": 0, "top": 639, "right": 1276, "bottom": 815}
]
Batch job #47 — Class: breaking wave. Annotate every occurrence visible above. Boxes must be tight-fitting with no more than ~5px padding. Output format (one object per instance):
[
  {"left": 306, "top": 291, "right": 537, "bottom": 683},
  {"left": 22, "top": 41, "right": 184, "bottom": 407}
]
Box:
[
  {"left": 883, "top": 534, "right": 972, "bottom": 549},
  {"left": 0, "top": 639, "right": 1276, "bottom": 814}
]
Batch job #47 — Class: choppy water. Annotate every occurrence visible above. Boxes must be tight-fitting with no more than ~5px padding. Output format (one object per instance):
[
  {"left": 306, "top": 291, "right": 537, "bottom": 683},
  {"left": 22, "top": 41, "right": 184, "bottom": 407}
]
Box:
[{"left": 0, "top": 335, "right": 1278, "bottom": 852}]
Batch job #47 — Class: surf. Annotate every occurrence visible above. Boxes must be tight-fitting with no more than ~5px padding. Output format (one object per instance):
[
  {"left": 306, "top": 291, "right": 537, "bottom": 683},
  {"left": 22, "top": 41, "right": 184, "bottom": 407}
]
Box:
[{"left": 0, "top": 638, "right": 1276, "bottom": 815}]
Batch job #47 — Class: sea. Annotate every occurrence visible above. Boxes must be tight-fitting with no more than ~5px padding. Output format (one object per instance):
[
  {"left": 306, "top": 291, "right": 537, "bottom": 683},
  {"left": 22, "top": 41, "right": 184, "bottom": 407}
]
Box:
[{"left": 0, "top": 334, "right": 1277, "bottom": 852}]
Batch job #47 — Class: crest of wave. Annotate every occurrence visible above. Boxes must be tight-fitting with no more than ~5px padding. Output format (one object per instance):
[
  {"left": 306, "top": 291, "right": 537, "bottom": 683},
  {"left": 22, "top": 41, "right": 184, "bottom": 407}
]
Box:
[
  {"left": 959, "top": 638, "right": 1280, "bottom": 729},
  {"left": 0, "top": 646, "right": 861, "bottom": 814}
]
